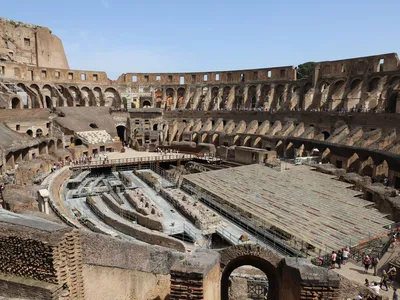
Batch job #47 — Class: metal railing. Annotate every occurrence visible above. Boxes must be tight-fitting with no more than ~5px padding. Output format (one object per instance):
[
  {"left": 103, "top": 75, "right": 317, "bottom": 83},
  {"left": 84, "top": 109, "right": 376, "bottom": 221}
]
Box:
[{"left": 71, "top": 154, "right": 195, "bottom": 169}]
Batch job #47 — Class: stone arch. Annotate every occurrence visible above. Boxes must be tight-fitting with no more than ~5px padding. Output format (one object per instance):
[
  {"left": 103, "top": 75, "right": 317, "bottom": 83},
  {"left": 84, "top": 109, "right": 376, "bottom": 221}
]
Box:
[
  {"left": 11, "top": 97, "right": 22, "bottom": 109},
  {"left": 222, "top": 86, "right": 231, "bottom": 109},
  {"left": 260, "top": 85, "right": 271, "bottom": 108},
  {"left": 321, "top": 131, "right": 330, "bottom": 140},
  {"left": 390, "top": 76, "right": 400, "bottom": 89},
  {"left": 304, "top": 82, "right": 313, "bottom": 93},
  {"left": 360, "top": 157, "right": 375, "bottom": 177},
  {"left": 375, "top": 159, "right": 389, "bottom": 181},
  {"left": 38, "top": 141, "right": 47, "bottom": 154},
  {"left": 219, "top": 244, "right": 282, "bottom": 300},
  {"left": 253, "top": 137, "right": 262, "bottom": 148},
  {"left": 275, "top": 140, "right": 284, "bottom": 157},
  {"left": 273, "top": 84, "right": 285, "bottom": 108},
  {"left": 57, "top": 139, "right": 63, "bottom": 149},
  {"left": 386, "top": 91, "right": 398, "bottom": 113},
  {"left": 247, "top": 85, "right": 257, "bottom": 109},
  {"left": 26, "top": 129, "right": 33, "bottom": 137},
  {"left": 319, "top": 81, "right": 330, "bottom": 92},
  {"left": 116, "top": 125, "right": 126, "bottom": 142},
  {"left": 350, "top": 78, "right": 362, "bottom": 90},
  {"left": 81, "top": 86, "right": 93, "bottom": 106},
  {"left": 177, "top": 87, "right": 185, "bottom": 108},
  {"left": 104, "top": 87, "right": 121, "bottom": 108},
  {"left": 166, "top": 88, "right": 174, "bottom": 110},
  {"left": 48, "top": 140, "right": 56, "bottom": 153},
  {"left": 93, "top": 87, "right": 103, "bottom": 106},
  {"left": 68, "top": 86, "right": 81, "bottom": 106},
  {"left": 242, "top": 136, "right": 251, "bottom": 147},
  {"left": 368, "top": 77, "right": 381, "bottom": 92},
  {"left": 347, "top": 153, "right": 360, "bottom": 173},
  {"left": 233, "top": 135, "right": 241, "bottom": 146},
  {"left": 332, "top": 80, "right": 345, "bottom": 94},
  {"left": 36, "top": 128, "right": 43, "bottom": 137},
  {"left": 30, "top": 84, "right": 43, "bottom": 107},
  {"left": 42, "top": 85, "right": 53, "bottom": 108},
  {"left": 233, "top": 86, "right": 243, "bottom": 109},
  {"left": 142, "top": 100, "right": 152, "bottom": 108}
]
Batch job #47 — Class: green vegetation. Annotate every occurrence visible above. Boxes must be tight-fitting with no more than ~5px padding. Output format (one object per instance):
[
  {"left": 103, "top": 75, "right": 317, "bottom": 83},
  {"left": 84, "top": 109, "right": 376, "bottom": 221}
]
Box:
[{"left": 297, "top": 62, "right": 316, "bottom": 79}]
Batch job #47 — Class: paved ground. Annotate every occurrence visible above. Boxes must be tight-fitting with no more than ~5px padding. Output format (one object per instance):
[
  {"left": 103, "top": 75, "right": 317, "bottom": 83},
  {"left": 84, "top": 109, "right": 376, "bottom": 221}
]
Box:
[{"left": 334, "top": 243, "right": 400, "bottom": 299}]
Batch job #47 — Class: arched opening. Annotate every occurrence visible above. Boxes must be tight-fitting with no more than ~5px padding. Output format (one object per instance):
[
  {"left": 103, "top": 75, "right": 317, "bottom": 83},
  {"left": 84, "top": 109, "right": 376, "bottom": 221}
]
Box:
[
  {"left": 332, "top": 80, "right": 344, "bottom": 94},
  {"left": 153, "top": 124, "right": 158, "bottom": 131},
  {"left": 321, "top": 131, "right": 330, "bottom": 140},
  {"left": 57, "top": 139, "right": 63, "bottom": 149},
  {"left": 89, "top": 123, "right": 98, "bottom": 129},
  {"left": 36, "top": 128, "right": 43, "bottom": 138},
  {"left": 116, "top": 125, "right": 126, "bottom": 142},
  {"left": 221, "top": 256, "right": 279, "bottom": 300},
  {"left": 104, "top": 87, "right": 121, "bottom": 107},
  {"left": 142, "top": 100, "right": 151, "bottom": 108},
  {"left": 386, "top": 92, "right": 398, "bottom": 113},
  {"left": 177, "top": 87, "right": 185, "bottom": 108},
  {"left": 38, "top": 142, "right": 47, "bottom": 154},
  {"left": 361, "top": 165, "right": 374, "bottom": 177},
  {"left": 260, "top": 85, "right": 271, "bottom": 108},
  {"left": 45, "top": 96, "right": 53, "bottom": 109},
  {"left": 274, "top": 85, "right": 285, "bottom": 108},
  {"left": 48, "top": 140, "right": 55, "bottom": 153},
  {"left": 319, "top": 82, "right": 330, "bottom": 93},
  {"left": 75, "top": 138, "right": 83, "bottom": 146},
  {"left": 248, "top": 85, "right": 257, "bottom": 109},
  {"left": 166, "top": 88, "right": 174, "bottom": 110},
  {"left": 11, "top": 97, "right": 21, "bottom": 109},
  {"left": 350, "top": 79, "right": 362, "bottom": 90},
  {"left": 26, "top": 129, "right": 33, "bottom": 137},
  {"left": 368, "top": 78, "right": 380, "bottom": 92}
]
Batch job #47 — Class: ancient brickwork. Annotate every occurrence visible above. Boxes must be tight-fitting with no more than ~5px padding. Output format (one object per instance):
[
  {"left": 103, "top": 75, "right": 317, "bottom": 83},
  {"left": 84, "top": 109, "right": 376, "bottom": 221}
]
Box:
[
  {"left": 170, "top": 271, "right": 204, "bottom": 299},
  {"left": 300, "top": 284, "right": 340, "bottom": 299},
  {"left": 0, "top": 235, "right": 57, "bottom": 283},
  {"left": 53, "top": 230, "right": 85, "bottom": 299}
]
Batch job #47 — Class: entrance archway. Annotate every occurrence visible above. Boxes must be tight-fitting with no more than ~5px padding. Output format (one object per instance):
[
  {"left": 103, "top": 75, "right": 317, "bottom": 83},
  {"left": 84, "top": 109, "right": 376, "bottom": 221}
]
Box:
[
  {"left": 219, "top": 245, "right": 282, "bottom": 300},
  {"left": 11, "top": 97, "right": 21, "bottom": 109},
  {"left": 45, "top": 96, "right": 53, "bottom": 109},
  {"left": 142, "top": 100, "right": 151, "bottom": 108},
  {"left": 116, "top": 125, "right": 126, "bottom": 142}
]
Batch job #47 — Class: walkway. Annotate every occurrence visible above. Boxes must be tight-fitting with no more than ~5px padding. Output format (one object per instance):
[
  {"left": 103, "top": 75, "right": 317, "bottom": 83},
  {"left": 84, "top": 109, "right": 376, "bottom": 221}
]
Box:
[{"left": 334, "top": 244, "right": 400, "bottom": 299}]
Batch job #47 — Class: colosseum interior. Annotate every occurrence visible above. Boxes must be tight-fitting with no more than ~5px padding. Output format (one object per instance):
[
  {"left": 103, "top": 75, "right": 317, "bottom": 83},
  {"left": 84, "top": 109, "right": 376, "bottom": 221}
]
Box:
[{"left": 1, "top": 17, "right": 400, "bottom": 300}]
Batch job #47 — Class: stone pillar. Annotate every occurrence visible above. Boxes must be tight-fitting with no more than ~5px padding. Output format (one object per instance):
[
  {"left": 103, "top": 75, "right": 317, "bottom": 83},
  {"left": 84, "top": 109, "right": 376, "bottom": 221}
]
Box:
[
  {"left": 242, "top": 85, "right": 249, "bottom": 108},
  {"left": 172, "top": 89, "right": 178, "bottom": 110},
  {"left": 255, "top": 84, "right": 262, "bottom": 108},
  {"left": 217, "top": 87, "right": 223, "bottom": 110},
  {"left": 38, "top": 189, "right": 50, "bottom": 214}
]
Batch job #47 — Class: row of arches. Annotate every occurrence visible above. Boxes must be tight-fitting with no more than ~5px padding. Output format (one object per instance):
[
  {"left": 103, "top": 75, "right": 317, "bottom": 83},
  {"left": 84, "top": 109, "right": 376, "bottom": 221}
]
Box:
[{"left": 11, "top": 83, "right": 123, "bottom": 109}]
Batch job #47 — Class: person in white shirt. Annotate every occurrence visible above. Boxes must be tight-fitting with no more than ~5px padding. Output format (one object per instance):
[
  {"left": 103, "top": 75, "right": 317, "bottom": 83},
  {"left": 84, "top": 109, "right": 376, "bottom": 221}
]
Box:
[{"left": 370, "top": 282, "right": 381, "bottom": 294}]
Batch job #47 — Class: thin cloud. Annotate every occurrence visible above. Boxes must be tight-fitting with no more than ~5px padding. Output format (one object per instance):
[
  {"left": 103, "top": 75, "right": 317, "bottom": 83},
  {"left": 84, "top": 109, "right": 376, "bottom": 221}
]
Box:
[{"left": 101, "top": 0, "right": 109, "bottom": 8}]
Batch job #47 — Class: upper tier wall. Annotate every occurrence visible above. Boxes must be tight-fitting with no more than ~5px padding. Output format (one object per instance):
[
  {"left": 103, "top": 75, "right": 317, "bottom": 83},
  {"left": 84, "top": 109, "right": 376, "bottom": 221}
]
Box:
[
  {"left": 0, "top": 18, "right": 69, "bottom": 70},
  {"left": 0, "top": 52, "right": 399, "bottom": 86}
]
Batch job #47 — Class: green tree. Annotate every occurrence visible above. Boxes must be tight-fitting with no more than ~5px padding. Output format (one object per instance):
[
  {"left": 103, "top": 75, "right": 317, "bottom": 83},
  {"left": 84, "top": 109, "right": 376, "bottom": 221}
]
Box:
[
  {"left": 297, "top": 62, "right": 316, "bottom": 79},
  {"left": 122, "top": 97, "right": 128, "bottom": 108}
]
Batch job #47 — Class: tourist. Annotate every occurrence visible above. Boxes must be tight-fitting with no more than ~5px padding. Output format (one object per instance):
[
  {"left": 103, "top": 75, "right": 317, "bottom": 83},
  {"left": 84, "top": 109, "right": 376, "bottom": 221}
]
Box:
[
  {"left": 393, "top": 288, "right": 399, "bottom": 300},
  {"left": 331, "top": 251, "right": 337, "bottom": 269},
  {"left": 364, "top": 255, "right": 371, "bottom": 273},
  {"left": 388, "top": 266, "right": 397, "bottom": 287},
  {"left": 365, "top": 278, "right": 370, "bottom": 287},
  {"left": 372, "top": 256, "right": 379, "bottom": 276},
  {"left": 337, "top": 250, "right": 343, "bottom": 269},
  {"left": 356, "top": 292, "right": 364, "bottom": 299},
  {"left": 370, "top": 282, "right": 381, "bottom": 294},
  {"left": 380, "top": 270, "right": 389, "bottom": 291},
  {"left": 342, "top": 247, "right": 350, "bottom": 265}
]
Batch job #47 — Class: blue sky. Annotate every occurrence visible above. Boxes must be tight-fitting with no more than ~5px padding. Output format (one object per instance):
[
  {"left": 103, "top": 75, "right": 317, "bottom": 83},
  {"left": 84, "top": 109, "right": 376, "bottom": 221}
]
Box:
[{"left": 2, "top": 0, "right": 400, "bottom": 79}]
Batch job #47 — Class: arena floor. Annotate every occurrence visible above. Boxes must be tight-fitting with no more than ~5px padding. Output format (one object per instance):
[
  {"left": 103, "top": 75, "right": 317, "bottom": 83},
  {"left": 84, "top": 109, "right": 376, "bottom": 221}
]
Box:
[{"left": 183, "top": 164, "right": 391, "bottom": 253}]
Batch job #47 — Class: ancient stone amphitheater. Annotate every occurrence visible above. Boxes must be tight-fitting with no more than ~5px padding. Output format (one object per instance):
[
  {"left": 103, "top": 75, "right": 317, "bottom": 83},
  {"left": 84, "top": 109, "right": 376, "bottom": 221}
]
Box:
[{"left": 1, "top": 17, "right": 400, "bottom": 300}]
